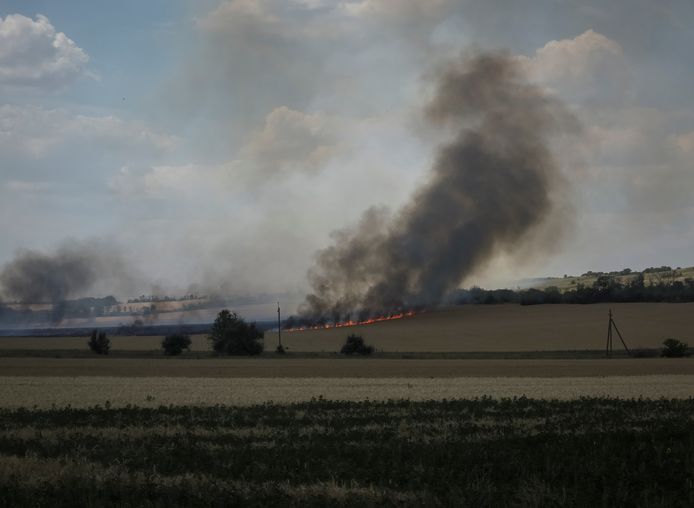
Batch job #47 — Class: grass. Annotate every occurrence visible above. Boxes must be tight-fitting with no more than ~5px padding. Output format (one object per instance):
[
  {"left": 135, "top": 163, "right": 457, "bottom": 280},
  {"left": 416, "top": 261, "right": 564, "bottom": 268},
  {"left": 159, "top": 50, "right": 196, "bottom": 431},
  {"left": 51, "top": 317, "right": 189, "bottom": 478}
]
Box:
[
  {"left": 2, "top": 374, "right": 694, "bottom": 408},
  {"left": 1, "top": 398, "right": 694, "bottom": 506}
]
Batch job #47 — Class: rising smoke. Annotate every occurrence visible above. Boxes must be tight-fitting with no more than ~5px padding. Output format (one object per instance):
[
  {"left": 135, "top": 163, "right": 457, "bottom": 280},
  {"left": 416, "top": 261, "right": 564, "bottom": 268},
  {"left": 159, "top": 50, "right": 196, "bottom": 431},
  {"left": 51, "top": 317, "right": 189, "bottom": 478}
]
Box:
[
  {"left": 299, "top": 52, "right": 578, "bottom": 322},
  {"left": 0, "top": 240, "right": 136, "bottom": 305}
]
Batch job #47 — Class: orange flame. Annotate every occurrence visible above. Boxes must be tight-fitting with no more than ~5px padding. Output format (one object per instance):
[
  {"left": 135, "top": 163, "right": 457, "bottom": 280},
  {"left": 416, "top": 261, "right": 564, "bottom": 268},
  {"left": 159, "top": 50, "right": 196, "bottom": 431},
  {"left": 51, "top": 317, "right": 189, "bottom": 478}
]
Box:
[{"left": 285, "top": 310, "right": 417, "bottom": 332}]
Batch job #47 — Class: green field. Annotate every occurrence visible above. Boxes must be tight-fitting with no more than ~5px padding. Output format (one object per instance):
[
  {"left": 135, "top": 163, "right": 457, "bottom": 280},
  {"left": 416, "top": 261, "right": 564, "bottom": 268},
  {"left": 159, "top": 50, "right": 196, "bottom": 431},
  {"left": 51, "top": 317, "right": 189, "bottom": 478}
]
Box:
[{"left": 1, "top": 398, "right": 693, "bottom": 507}]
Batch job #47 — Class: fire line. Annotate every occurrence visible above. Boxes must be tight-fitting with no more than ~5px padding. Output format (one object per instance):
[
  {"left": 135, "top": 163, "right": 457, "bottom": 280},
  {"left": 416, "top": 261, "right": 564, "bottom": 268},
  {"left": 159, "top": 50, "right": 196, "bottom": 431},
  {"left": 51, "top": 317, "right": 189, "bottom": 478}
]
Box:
[{"left": 285, "top": 311, "right": 417, "bottom": 332}]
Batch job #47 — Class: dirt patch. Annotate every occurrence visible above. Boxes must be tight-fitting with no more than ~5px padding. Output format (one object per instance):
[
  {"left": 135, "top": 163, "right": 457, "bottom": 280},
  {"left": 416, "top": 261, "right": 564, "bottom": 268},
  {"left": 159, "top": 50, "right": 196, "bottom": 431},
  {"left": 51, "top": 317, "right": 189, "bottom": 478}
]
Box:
[{"left": 0, "top": 357, "right": 692, "bottom": 378}]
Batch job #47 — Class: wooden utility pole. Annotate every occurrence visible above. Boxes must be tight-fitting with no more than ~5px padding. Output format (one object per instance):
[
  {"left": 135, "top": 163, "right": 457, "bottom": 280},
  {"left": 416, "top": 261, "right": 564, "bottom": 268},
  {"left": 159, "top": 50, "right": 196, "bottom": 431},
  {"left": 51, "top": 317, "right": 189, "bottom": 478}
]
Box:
[
  {"left": 606, "top": 309, "right": 630, "bottom": 357},
  {"left": 277, "top": 302, "right": 282, "bottom": 349}
]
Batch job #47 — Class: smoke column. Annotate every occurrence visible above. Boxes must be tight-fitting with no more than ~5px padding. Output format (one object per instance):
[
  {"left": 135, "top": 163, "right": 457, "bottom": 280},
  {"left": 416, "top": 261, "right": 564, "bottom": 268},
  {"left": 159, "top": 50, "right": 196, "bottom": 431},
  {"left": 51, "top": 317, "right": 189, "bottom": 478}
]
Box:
[
  {"left": 299, "top": 52, "right": 577, "bottom": 322},
  {"left": 0, "top": 240, "right": 134, "bottom": 304}
]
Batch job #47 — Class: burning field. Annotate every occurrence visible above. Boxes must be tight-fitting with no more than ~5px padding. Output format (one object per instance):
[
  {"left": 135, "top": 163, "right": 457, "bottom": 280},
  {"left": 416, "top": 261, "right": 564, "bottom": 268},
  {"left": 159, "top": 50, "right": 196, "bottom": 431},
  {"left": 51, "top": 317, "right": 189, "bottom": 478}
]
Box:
[
  {"left": 1, "top": 53, "right": 576, "bottom": 332},
  {"left": 4, "top": 2, "right": 694, "bottom": 506},
  {"left": 282, "top": 310, "right": 417, "bottom": 331},
  {"left": 291, "top": 52, "right": 577, "bottom": 327}
]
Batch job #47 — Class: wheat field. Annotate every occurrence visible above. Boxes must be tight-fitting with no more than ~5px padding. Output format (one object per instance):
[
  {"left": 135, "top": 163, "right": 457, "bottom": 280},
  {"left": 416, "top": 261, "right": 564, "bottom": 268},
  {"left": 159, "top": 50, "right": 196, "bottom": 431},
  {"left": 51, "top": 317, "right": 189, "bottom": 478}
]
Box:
[
  {"left": 2, "top": 375, "right": 694, "bottom": 408},
  {"left": 273, "top": 303, "right": 694, "bottom": 352}
]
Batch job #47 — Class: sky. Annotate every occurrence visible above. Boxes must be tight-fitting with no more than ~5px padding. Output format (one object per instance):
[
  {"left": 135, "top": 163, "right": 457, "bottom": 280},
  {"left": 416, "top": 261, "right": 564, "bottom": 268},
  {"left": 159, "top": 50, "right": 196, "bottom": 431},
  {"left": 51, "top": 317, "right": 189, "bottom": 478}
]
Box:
[{"left": 1, "top": 0, "right": 693, "bottom": 305}]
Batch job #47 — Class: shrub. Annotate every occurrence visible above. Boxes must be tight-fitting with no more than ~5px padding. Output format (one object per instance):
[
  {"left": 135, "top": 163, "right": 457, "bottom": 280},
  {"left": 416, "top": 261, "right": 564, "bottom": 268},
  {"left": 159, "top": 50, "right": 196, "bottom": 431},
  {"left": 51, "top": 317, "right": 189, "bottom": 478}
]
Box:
[
  {"left": 661, "top": 338, "right": 689, "bottom": 358},
  {"left": 88, "top": 329, "right": 110, "bottom": 355},
  {"left": 162, "top": 334, "right": 192, "bottom": 355},
  {"left": 209, "top": 310, "right": 264, "bottom": 355},
  {"left": 340, "top": 334, "right": 374, "bottom": 355}
]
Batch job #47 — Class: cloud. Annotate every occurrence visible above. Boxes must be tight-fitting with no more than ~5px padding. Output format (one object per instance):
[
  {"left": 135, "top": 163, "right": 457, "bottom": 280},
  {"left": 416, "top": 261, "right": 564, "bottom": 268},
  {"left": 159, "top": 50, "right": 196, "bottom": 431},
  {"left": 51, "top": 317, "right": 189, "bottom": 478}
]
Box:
[
  {"left": 109, "top": 163, "right": 234, "bottom": 198},
  {"left": 0, "top": 14, "right": 89, "bottom": 90},
  {"left": 517, "top": 29, "right": 629, "bottom": 103},
  {"left": 110, "top": 106, "right": 342, "bottom": 196},
  {"left": 171, "top": 0, "right": 445, "bottom": 159},
  {"left": 0, "top": 104, "right": 176, "bottom": 160},
  {"left": 197, "top": 0, "right": 345, "bottom": 39},
  {"left": 340, "top": 0, "right": 451, "bottom": 29},
  {"left": 241, "top": 107, "right": 342, "bottom": 178},
  {"left": 576, "top": 106, "right": 694, "bottom": 221}
]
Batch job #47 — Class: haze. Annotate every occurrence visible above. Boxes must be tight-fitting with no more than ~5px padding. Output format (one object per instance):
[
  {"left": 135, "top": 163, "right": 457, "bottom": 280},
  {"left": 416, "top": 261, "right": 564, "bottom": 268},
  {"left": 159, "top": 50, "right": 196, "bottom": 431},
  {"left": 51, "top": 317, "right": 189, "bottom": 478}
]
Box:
[{"left": 1, "top": 1, "right": 693, "bottom": 312}]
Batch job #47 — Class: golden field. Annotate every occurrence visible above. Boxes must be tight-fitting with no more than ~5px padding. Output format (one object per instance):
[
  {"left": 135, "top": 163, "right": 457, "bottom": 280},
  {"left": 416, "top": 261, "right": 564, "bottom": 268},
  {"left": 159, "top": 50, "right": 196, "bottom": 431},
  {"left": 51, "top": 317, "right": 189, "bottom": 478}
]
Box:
[
  {"left": 1, "top": 302, "right": 691, "bottom": 409},
  {"left": 1, "top": 302, "right": 692, "bottom": 353},
  {"left": 275, "top": 302, "right": 694, "bottom": 352},
  {"left": 2, "top": 375, "right": 694, "bottom": 408}
]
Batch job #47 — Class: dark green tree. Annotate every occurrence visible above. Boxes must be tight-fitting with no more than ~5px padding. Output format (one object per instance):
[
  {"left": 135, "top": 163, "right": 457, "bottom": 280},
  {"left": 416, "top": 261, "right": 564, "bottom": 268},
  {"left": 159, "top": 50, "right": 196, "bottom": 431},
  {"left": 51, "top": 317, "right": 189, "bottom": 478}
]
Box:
[
  {"left": 340, "top": 334, "right": 374, "bottom": 355},
  {"left": 162, "top": 333, "right": 192, "bottom": 356},
  {"left": 88, "top": 329, "right": 110, "bottom": 355},
  {"left": 661, "top": 338, "right": 689, "bottom": 358},
  {"left": 208, "top": 310, "right": 264, "bottom": 355}
]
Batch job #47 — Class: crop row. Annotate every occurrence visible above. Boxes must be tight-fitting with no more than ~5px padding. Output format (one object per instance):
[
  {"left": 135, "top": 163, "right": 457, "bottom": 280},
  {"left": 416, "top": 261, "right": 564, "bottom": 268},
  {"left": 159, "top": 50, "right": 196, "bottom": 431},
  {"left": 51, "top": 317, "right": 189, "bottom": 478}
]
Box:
[{"left": 1, "top": 398, "right": 693, "bottom": 506}]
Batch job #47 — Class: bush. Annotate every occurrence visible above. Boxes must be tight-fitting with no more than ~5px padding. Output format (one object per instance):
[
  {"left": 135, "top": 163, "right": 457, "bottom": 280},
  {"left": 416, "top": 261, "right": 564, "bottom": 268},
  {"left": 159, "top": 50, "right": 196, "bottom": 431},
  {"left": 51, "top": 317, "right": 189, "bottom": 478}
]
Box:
[
  {"left": 661, "top": 338, "right": 689, "bottom": 358},
  {"left": 88, "top": 329, "right": 110, "bottom": 355},
  {"left": 340, "top": 334, "right": 374, "bottom": 355},
  {"left": 209, "top": 310, "right": 264, "bottom": 355},
  {"left": 162, "top": 334, "right": 192, "bottom": 356}
]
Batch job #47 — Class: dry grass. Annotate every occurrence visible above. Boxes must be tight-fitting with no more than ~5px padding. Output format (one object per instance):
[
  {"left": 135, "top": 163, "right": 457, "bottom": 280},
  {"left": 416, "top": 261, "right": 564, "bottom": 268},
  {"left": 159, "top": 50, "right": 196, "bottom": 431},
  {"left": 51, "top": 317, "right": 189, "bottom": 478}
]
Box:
[
  {"left": 0, "top": 357, "right": 693, "bottom": 378},
  {"left": 272, "top": 303, "right": 694, "bottom": 352},
  {"left": 1, "top": 375, "right": 693, "bottom": 408},
  {"left": 2, "top": 302, "right": 692, "bottom": 353}
]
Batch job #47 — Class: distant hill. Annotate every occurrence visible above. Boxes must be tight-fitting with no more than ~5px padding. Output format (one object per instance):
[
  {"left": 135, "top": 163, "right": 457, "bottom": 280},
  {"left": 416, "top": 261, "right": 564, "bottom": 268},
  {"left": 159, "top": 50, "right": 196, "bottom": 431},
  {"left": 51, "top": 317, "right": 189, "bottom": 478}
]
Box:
[
  {"left": 449, "top": 265, "right": 694, "bottom": 306},
  {"left": 529, "top": 266, "right": 694, "bottom": 292}
]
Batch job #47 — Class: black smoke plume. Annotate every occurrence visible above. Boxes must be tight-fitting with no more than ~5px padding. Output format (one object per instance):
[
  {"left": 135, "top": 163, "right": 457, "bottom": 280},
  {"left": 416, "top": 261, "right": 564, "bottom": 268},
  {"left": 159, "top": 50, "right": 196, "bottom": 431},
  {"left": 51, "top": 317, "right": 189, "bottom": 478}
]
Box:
[
  {"left": 299, "top": 52, "right": 577, "bottom": 322},
  {"left": 0, "top": 240, "right": 136, "bottom": 322}
]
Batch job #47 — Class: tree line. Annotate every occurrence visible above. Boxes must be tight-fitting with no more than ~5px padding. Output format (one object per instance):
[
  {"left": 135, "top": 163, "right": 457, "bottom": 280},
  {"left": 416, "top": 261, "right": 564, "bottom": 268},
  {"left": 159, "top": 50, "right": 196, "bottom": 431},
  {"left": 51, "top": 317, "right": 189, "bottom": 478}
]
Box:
[
  {"left": 88, "top": 309, "right": 377, "bottom": 357},
  {"left": 449, "top": 273, "right": 694, "bottom": 306}
]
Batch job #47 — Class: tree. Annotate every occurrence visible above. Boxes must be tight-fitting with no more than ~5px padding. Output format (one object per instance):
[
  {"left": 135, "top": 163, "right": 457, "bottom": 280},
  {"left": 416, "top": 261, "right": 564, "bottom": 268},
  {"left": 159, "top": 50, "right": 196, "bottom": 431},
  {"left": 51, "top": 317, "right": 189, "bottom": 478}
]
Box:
[
  {"left": 208, "top": 310, "right": 264, "bottom": 355},
  {"left": 661, "top": 338, "right": 689, "bottom": 358},
  {"left": 88, "top": 329, "right": 110, "bottom": 355},
  {"left": 162, "top": 333, "right": 192, "bottom": 356},
  {"left": 340, "top": 334, "right": 374, "bottom": 355}
]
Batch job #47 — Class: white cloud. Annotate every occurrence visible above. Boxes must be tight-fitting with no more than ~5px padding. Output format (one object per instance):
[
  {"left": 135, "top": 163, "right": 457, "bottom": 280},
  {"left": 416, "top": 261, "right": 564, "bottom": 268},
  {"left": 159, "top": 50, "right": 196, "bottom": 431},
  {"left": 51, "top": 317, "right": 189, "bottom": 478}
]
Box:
[
  {"left": 0, "top": 104, "right": 176, "bottom": 159},
  {"left": 518, "top": 29, "right": 629, "bottom": 102},
  {"left": 110, "top": 106, "right": 342, "bottom": 196},
  {"left": 241, "top": 107, "right": 342, "bottom": 178},
  {"left": 0, "top": 14, "right": 89, "bottom": 90}
]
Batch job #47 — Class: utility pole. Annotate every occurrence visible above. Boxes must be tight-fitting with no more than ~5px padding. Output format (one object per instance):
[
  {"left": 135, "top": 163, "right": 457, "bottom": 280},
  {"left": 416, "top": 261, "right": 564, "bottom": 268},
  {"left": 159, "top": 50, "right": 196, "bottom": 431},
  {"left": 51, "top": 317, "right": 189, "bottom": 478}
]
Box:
[
  {"left": 606, "top": 309, "right": 630, "bottom": 357},
  {"left": 277, "top": 302, "right": 282, "bottom": 349}
]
